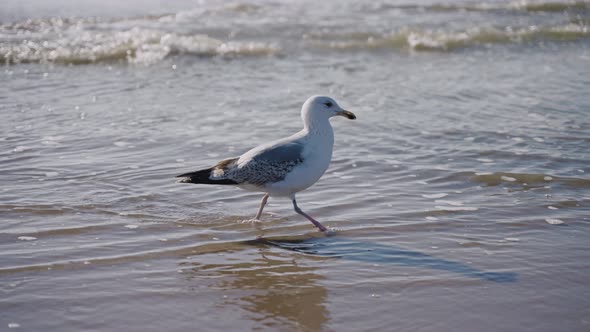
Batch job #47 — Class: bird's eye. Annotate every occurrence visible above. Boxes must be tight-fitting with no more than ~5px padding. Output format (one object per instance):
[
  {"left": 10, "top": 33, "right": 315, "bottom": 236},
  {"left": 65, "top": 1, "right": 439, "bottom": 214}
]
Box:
[{"left": 324, "top": 101, "right": 333, "bottom": 107}]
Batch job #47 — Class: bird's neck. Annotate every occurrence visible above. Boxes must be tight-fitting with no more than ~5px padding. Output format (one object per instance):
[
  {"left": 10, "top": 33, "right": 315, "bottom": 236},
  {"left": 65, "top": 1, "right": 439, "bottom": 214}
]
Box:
[
  {"left": 302, "top": 117, "right": 334, "bottom": 138},
  {"left": 301, "top": 119, "right": 334, "bottom": 150}
]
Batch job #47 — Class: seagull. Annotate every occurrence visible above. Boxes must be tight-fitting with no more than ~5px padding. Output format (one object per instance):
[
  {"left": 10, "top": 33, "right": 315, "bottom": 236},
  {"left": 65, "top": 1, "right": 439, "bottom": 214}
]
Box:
[{"left": 176, "top": 95, "right": 356, "bottom": 231}]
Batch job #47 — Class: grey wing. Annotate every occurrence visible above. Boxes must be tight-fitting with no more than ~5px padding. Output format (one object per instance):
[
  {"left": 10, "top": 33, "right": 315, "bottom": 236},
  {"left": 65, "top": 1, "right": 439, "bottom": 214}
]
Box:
[
  {"left": 254, "top": 142, "right": 304, "bottom": 163},
  {"left": 234, "top": 142, "right": 305, "bottom": 186}
]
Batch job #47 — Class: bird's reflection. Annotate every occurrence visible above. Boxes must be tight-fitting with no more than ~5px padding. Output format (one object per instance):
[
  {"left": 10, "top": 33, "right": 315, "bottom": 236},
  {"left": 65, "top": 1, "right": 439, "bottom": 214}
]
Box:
[
  {"left": 179, "top": 233, "right": 515, "bottom": 329},
  {"left": 246, "top": 235, "right": 517, "bottom": 283},
  {"left": 180, "top": 245, "right": 329, "bottom": 331}
]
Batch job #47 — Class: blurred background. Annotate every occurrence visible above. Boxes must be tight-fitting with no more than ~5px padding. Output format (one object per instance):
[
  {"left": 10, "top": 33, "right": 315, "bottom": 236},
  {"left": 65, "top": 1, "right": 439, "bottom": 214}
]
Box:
[{"left": 1, "top": 1, "right": 589, "bottom": 331}]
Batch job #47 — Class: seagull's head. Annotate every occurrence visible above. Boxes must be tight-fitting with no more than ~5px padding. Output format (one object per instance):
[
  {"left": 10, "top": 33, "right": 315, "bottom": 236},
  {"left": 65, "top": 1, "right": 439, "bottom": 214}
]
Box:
[{"left": 302, "top": 96, "right": 356, "bottom": 125}]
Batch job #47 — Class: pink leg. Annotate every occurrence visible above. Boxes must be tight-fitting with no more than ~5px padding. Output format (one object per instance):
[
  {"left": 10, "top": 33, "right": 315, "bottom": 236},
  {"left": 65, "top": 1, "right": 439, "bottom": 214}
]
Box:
[
  {"left": 292, "top": 199, "right": 327, "bottom": 232},
  {"left": 255, "top": 193, "right": 269, "bottom": 220}
]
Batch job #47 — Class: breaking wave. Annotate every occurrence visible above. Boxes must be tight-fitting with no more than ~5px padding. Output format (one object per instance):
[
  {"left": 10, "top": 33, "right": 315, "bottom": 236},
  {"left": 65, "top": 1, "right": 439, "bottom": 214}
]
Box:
[
  {"left": 374, "top": 1, "right": 590, "bottom": 13},
  {"left": 1, "top": 1, "right": 590, "bottom": 64},
  {"left": 308, "top": 23, "right": 590, "bottom": 52},
  {"left": 0, "top": 18, "right": 280, "bottom": 65}
]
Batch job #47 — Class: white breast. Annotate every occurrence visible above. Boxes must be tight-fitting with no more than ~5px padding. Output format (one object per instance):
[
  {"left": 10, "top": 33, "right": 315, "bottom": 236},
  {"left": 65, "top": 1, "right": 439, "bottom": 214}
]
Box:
[{"left": 265, "top": 130, "right": 334, "bottom": 197}]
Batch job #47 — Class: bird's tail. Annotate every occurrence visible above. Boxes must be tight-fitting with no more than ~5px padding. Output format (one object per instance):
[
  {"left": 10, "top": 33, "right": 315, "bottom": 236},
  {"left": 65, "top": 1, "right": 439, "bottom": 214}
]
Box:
[
  {"left": 176, "top": 167, "right": 238, "bottom": 185},
  {"left": 176, "top": 158, "right": 238, "bottom": 185}
]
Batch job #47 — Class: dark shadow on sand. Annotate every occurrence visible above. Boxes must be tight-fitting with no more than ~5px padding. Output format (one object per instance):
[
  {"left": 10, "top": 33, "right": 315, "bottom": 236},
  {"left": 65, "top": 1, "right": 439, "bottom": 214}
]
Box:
[{"left": 244, "top": 235, "right": 517, "bottom": 283}]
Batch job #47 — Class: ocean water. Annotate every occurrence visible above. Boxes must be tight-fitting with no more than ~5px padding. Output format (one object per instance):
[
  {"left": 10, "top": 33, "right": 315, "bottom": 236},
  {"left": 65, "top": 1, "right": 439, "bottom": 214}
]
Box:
[{"left": 1, "top": 0, "right": 590, "bottom": 331}]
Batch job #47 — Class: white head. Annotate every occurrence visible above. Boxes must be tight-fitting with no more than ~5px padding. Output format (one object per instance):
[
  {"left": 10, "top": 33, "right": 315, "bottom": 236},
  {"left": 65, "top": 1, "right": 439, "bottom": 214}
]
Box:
[{"left": 301, "top": 95, "right": 356, "bottom": 129}]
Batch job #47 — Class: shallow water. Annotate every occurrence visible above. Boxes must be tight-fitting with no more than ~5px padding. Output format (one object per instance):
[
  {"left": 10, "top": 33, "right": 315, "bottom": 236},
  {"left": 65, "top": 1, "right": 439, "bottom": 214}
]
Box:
[{"left": 1, "top": 0, "right": 590, "bottom": 331}]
